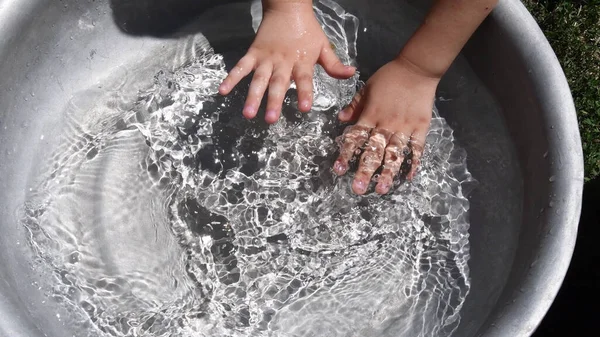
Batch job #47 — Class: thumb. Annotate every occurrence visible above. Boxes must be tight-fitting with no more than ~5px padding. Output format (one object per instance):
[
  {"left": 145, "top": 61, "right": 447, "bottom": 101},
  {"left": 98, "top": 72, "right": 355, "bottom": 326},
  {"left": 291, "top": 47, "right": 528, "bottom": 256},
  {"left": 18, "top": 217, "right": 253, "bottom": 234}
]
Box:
[
  {"left": 338, "top": 88, "right": 365, "bottom": 123},
  {"left": 318, "top": 44, "right": 356, "bottom": 79}
]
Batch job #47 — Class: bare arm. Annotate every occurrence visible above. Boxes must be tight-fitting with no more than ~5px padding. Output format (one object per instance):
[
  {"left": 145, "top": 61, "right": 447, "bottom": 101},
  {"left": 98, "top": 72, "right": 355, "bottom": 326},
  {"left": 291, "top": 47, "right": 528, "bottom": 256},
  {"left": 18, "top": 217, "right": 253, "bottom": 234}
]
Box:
[{"left": 399, "top": 0, "right": 499, "bottom": 78}]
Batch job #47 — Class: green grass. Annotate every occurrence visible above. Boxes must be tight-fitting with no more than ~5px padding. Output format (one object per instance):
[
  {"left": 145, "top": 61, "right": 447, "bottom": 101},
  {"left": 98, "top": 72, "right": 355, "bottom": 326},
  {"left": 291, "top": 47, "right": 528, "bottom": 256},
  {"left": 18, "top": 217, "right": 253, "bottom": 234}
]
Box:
[{"left": 522, "top": 0, "right": 600, "bottom": 181}]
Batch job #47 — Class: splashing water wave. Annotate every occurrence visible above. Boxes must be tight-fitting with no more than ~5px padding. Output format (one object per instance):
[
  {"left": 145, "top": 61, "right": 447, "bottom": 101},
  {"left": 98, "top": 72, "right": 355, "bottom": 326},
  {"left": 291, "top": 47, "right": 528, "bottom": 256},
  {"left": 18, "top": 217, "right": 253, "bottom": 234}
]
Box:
[{"left": 21, "top": 1, "right": 475, "bottom": 336}]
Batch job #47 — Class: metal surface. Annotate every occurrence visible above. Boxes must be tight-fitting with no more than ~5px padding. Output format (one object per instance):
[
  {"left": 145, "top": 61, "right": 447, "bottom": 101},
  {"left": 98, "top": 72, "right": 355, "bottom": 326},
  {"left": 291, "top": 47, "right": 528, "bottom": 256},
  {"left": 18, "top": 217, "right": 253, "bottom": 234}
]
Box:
[{"left": 0, "top": 0, "right": 583, "bottom": 336}]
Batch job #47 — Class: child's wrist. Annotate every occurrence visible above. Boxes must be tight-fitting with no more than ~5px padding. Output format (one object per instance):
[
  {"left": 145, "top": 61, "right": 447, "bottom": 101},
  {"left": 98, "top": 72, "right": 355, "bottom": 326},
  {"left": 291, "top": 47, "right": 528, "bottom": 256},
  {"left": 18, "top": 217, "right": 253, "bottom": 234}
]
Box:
[
  {"left": 394, "top": 51, "right": 445, "bottom": 81},
  {"left": 262, "top": 0, "right": 314, "bottom": 14}
]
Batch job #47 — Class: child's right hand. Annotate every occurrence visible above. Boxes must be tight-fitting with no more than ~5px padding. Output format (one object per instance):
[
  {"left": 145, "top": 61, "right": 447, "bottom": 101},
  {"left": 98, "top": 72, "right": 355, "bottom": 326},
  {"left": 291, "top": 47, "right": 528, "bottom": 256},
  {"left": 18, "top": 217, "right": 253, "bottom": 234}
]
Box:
[{"left": 218, "top": 0, "right": 355, "bottom": 124}]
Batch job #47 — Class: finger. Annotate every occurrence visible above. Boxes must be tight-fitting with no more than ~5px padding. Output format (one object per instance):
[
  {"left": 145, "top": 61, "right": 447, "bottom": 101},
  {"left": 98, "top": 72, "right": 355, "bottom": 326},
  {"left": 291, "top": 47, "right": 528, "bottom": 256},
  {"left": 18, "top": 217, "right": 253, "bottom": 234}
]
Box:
[
  {"left": 318, "top": 44, "right": 356, "bottom": 79},
  {"left": 219, "top": 55, "right": 256, "bottom": 95},
  {"left": 338, "top": 88, "right": 365, "bottom": 122},
  {"left": 352, "top": 128, "right": 392, "bottom": 195},
  {"left": 333, "top": 124, "right": 371, "bottom": 176},
  {"left": 375, "top": 133, "right": 410, "bottom": 195},
  {"left": 407, "top": 129, "right": 427, "bottom": 180},
  {"left": 265, "top": 64, "right": 293, "bottom": 124},
  {"left": 243, "top": 62, "right": 273, "bottom": 120},
  {"left": 292, "top": 64, "right": 314, "bottom": 112}
]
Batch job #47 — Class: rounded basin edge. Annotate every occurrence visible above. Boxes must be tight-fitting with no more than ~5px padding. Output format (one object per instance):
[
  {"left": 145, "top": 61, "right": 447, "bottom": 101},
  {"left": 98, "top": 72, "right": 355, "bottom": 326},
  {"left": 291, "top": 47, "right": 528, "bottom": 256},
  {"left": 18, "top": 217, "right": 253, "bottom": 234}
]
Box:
[{"left": 479, "top": 0, "right": 583, "bottom": 336}]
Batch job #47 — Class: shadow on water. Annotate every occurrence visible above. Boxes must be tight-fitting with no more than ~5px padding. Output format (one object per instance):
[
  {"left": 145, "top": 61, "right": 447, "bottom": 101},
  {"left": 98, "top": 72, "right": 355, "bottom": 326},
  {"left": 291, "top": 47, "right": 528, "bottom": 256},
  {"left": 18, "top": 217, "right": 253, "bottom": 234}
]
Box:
[
  {"left": 109, "top": 0, "right": 250, "bottom": 38},
  {"left": 109, "top": 0, "right": 261, "bottom": 71}
]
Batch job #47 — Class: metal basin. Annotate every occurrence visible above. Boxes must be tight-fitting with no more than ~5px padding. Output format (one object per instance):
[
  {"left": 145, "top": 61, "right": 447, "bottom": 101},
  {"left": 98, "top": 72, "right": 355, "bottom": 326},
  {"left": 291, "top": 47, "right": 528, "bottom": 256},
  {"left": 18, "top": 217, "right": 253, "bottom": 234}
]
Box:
[{"left": 0, "top": 0, "right": 583, "bottom": 336}]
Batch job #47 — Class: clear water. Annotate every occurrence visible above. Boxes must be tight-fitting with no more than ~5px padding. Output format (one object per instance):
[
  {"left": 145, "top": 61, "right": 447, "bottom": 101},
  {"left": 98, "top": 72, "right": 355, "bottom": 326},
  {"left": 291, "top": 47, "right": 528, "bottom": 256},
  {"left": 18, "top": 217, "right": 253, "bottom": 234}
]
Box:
[{"left": 20, "top": 1, "right": 475, "bottom": 336}]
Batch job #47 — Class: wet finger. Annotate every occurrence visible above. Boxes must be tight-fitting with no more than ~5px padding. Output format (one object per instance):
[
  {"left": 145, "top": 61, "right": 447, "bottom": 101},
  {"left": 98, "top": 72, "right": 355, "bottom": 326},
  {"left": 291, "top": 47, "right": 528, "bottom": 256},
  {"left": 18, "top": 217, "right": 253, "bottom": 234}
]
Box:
[
  {"left": 352, "top": 128, "right": 392, "bottom": 195},
  {"left": 338, "top": 87, "right": 365, "bottom": 122},
  {"left": 243, "top": 62, "right": 273, "bottom": 119},
  {"left": 333, "top": 124, "right": 371, "bottom": 176},
  {"left": 265, "top": 65, "right": 292, "bottom": 124},
  {"left": 219, "top": 55, "right": 255, "bottom": 95},
  {"left": 318, "top": 44, "right": 356, "bottom": 79},
  {"left": 407, "top": 129, "right": 427, "bottom": 180},
  {"left": 292, "top": 64, "right": 314, "bottom": 112},
  {"left": 375, "top": 133, "right": 410, "bottom": 195}
]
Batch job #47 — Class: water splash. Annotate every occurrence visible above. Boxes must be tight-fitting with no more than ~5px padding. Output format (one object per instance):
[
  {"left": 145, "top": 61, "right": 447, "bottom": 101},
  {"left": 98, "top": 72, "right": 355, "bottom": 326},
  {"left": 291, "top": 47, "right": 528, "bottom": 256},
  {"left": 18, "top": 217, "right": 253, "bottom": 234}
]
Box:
[{"left": 20, "top": 1, "right": 474, "bottom": 336}]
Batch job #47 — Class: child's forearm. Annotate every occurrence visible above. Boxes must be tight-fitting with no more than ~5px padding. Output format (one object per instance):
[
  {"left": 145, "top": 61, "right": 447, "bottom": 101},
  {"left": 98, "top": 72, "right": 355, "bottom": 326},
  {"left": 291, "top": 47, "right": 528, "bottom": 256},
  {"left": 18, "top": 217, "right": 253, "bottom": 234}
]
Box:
[{"left": 398, "top": 0, "right": 499, "bottom": 78}]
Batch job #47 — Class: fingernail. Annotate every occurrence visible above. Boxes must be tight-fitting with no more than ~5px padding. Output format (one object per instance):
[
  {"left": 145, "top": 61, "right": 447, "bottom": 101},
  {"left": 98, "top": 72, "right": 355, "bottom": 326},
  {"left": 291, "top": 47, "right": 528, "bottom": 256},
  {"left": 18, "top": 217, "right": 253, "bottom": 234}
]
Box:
[
  {"left": 345, "top": 65, "right": 356, "bottom": 72},
  {"left": 219, "top": 83, "right": 228, "bottom": 93},
  {"left": 352, "top": 179, "right": 368, "bottom": 194},
  {"left": 339, "top": 109, "right": 350, "bottom": 120},
  {"left": 265, "top": 109, "right": 278, "bottom": 122},
  {"left": 333, "top": 161, "right": 347, "bottom": 175},
  {"left": 243, "top": 105, "right": 256, "bottom": 118},
  {"left": 300, "top": 99, "right": 310, "bottom": 111},
  {"left": 376, "top": 182, "right": 390, "bottom": 195}
]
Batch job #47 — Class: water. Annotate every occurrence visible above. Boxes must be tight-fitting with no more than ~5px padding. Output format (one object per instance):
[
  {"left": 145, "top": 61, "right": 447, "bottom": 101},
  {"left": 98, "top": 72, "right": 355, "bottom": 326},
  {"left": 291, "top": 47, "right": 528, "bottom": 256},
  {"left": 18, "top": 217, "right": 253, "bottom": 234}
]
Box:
[{"left": 20, "top": 1, "right": 475, "bottom": 336}]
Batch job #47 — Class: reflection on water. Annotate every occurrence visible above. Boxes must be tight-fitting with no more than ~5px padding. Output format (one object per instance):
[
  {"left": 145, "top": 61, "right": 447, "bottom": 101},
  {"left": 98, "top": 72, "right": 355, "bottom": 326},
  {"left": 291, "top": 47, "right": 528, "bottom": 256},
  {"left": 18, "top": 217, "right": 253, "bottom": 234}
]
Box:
[{"left": 20, "top": 1, "right": 475, "bottom": 336}]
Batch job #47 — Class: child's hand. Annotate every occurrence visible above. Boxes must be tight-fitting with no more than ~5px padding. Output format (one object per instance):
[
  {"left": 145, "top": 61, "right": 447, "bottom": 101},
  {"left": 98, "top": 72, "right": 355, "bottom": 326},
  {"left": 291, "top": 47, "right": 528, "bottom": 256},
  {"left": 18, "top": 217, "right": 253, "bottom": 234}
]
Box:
[
  {"left": 218, "top": 1, "right": 355, "bottom": 124},
  {"left": 333, "top": 0, "right": 498, "bottom": 194},
  {"left": 333, "top": 57, "right": 439, "bottom": 195}
]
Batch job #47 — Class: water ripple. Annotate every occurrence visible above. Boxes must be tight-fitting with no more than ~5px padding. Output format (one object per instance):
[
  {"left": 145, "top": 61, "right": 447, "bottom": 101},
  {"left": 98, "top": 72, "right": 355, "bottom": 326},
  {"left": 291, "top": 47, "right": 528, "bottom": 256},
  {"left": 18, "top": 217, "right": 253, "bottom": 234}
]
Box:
[{"left": 21, "top": 1, "right": 474, "bottom": 336}]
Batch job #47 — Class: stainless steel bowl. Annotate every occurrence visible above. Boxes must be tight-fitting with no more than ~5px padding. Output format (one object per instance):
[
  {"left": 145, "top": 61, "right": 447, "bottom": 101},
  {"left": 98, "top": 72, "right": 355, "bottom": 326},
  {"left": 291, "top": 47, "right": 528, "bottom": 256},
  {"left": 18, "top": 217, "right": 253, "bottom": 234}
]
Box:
[{"left": 0, "top": 0, "right": 583, "bottom": 336}]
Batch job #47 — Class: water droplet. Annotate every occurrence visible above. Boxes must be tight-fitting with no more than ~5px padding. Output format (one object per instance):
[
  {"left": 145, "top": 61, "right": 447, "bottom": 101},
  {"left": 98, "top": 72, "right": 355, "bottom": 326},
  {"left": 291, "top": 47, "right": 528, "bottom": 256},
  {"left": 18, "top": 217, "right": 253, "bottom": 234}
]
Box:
[{"left": 549, "top": 175, "right": 556, "bottom": 182}]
